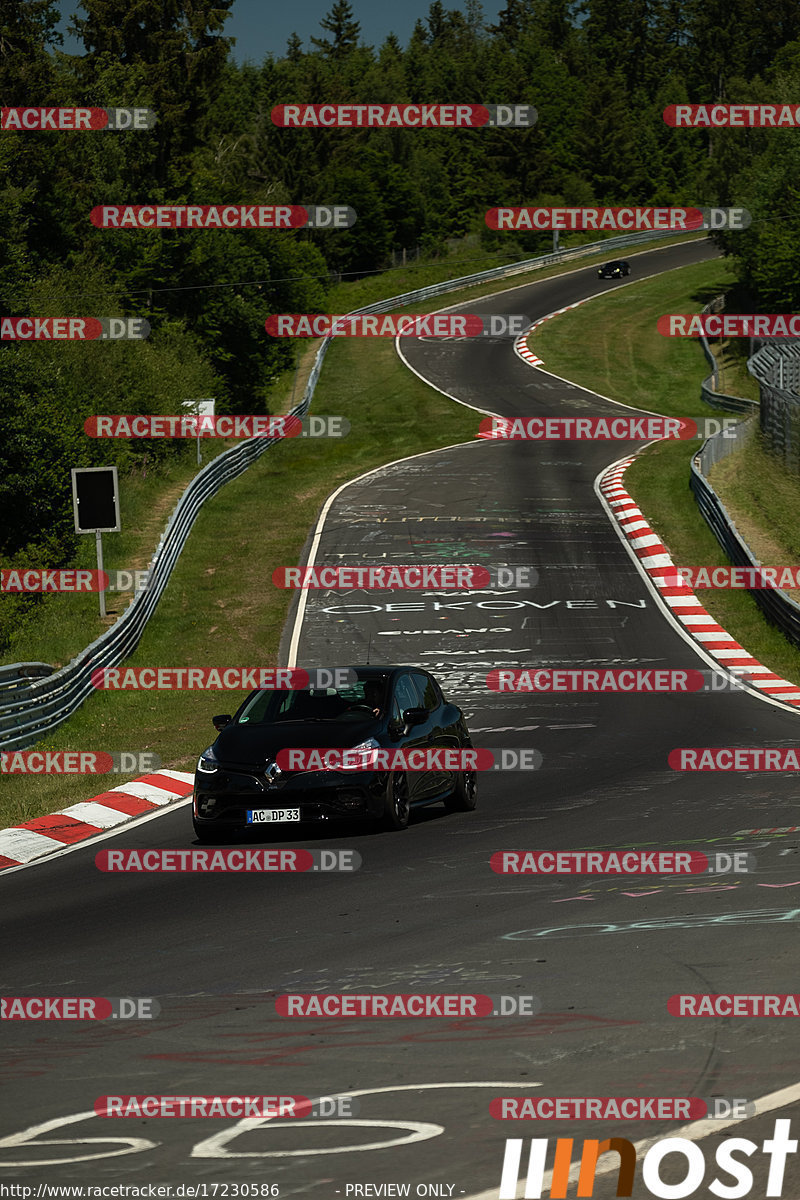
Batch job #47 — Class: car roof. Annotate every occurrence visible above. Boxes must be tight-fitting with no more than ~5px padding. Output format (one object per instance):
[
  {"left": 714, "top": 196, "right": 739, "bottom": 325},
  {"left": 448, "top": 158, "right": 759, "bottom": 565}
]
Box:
[
  {"left": 284, "top": 666, "right": 432, "bottom": 682},
  {"left": 351, "top": 665, "right": 431, "bottom": 678},
  {"left": 234, "top": 667, "right": 440, "bottom": 715}
]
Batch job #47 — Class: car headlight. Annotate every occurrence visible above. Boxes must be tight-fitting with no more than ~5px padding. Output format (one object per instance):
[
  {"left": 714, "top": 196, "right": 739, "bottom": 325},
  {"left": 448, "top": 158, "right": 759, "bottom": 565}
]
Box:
[
  {"left": 197, "top": 747, "right": 219, "bottom": 774},
  {"left": 347, "top": 737, "right": 380, "bottom": 770},
  {"left": 352, "top": 737, "right": 379, "bottom": 752}
]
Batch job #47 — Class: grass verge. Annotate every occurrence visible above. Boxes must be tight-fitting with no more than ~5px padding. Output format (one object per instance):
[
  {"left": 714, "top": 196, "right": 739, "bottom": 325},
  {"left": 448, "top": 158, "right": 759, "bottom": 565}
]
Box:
[
  {"left": 709, "top": 432, "right": 800, "bottom": 604},
  {"left": 530, "top": 256, "right": 752, "bottom": 411}
]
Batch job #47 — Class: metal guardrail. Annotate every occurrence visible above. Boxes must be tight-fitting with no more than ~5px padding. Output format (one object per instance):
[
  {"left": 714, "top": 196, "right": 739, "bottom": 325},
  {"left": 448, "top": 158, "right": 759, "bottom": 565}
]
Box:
[
  {"left": 0, "top": 225, "right": 691, "bottom": 750},
  {"left": 700, "top": 378, "right": 758, "bottom": 414},
  {"left": 748, "top": 339, "right": 800, "bottom": 471},
  {"left": 0, "top": 663, "right": 54, "bottom": 694},
  {"left": 698, "top": 295, "right": 758, "bottom": 414},
  {"left": 690, "top": 421, "right": 800, "bottom": 650}
]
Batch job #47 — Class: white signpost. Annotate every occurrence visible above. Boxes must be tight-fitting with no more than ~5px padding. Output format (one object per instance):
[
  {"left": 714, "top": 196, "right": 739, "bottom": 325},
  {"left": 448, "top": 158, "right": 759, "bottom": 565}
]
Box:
[{"left": 181, "top": 398, "right": 216, "bottom": 466}]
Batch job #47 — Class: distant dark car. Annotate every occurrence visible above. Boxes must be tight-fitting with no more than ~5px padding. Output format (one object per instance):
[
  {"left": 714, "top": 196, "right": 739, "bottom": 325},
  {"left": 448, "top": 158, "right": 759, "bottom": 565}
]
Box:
[
  {"left": 192, "top": 666, "right": 476, "bottom": 840},
  {"left": 597, "top": 259, "right": 630, "bottom": 279}
]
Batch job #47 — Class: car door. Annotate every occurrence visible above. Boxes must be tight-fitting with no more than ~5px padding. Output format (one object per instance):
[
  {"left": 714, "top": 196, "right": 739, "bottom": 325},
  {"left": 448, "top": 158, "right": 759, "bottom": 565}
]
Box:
[
  {"left": 391, "top": 672, "right": 433, "bottom": 802},
  {"left": 410, "top": 670, "right": 451, "bottom": 796}
]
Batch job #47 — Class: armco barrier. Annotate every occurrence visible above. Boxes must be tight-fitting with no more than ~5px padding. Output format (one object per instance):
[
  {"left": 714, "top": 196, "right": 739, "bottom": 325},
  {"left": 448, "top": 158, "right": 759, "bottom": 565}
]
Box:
[
  {"left": 698, "top": 295, "right": 758, "bottom": 415},
  {"left": 700, "top": 377, "right": 758, "bottom": 414},
  {"left": 0, "top": 226, "right": 691, "bottom": 750},
  {"left": 0, "top": 663, "right": 53, "bottom": 694},
  {"left": 690, "top": 421, "right": 800, "bottom": 649}
]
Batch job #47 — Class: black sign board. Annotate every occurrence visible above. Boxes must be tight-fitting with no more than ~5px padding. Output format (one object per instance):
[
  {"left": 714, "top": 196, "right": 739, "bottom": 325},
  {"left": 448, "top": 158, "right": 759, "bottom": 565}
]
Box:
[{"left": 71, "top": 466, "right": 121, "bottom": 533}]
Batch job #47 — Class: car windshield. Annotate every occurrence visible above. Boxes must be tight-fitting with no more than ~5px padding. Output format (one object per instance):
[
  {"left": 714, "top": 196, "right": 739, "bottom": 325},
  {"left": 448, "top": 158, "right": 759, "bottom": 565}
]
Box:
[{"left": 236, "top": 675, "right": 390, "bottom": 725}]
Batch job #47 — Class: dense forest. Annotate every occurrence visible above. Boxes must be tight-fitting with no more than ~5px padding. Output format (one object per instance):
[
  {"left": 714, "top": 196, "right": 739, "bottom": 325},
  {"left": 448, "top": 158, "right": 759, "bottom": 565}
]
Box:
[{"left": 2, "top": 0, "right": 800, "bottom": 607}]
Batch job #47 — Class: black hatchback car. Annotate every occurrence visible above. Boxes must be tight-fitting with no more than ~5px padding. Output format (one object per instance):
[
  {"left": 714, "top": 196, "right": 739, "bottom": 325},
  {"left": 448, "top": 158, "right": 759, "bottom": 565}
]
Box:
[
  {"left": 191, "top": 666, "right": 477, "bottom": 840},
  {"left": 597, "top": 259, "right": 631, "bottom": 278}
]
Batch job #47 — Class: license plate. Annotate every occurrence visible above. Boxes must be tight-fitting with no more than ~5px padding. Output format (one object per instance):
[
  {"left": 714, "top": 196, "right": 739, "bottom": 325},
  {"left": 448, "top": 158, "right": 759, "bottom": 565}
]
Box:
[{"left": 247, "top": 808, "right": 301, "bottom": 824}]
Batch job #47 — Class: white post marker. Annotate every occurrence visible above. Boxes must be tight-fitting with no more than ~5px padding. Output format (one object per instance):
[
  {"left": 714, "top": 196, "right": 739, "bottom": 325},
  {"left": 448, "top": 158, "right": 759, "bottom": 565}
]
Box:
[
  {"left": 181, "top": 398, "right": 216, "bottom": 466},
  {"left": 95, "top": 530, "right": 106, "bottom": 619}
]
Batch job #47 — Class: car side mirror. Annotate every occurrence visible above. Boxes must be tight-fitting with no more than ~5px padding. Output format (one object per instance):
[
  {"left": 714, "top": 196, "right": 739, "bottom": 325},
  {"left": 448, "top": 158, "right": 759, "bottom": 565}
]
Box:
[
  {"left": 212, "top": 714, "right": 232, "bottom": 730},
  {"left": 402, "top": 707, "right": 427, "bottom": 727}
]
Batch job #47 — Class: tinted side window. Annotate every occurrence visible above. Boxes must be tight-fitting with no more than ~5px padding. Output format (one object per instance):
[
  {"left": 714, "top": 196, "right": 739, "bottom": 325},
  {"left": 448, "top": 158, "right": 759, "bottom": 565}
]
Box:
[
  {"left": 411, "top": 672, "right": 438, "bottom": 712},
  {"left": 394, "top": 674, "right": 420, "bottom": 715}
]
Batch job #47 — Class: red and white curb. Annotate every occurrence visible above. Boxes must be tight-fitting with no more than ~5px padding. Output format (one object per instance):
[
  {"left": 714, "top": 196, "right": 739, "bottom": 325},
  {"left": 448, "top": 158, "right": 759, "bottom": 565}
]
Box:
[
  {"left": 0, "top": 770, "right": 194, "bottom": 870},
  {"left": 514, "top": 300, "right": 587, "bottom": 367},
  {"left": 600, "top": 458, "right": 800, "bottom": 706}
]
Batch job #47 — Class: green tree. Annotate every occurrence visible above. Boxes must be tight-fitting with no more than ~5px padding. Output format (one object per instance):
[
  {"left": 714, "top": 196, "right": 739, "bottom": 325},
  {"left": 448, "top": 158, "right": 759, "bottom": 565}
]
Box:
[
  {"left": 0, "top": 0, "right": 61, "bottom": 100},
  {"left": 286, "top": 31, "right": 304, "bottom": 61},
  {"left": 310, "top": 1, "right": 361, "bottom": 59},
  {"left": 70, "top": 0, "right": 235, "bottom": 180}
]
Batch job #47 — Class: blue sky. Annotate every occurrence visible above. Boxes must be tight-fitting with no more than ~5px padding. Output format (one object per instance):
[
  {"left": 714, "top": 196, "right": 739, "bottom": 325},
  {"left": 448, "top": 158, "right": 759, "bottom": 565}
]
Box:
[{"left": 56, "top": 1, "right": 506, "bottom": 63}]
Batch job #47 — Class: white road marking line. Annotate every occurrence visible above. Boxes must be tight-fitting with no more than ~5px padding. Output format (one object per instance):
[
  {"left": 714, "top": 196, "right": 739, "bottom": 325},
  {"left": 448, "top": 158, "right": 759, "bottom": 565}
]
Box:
[
  {"left": 0, "top": 1108, "right": 156, "bottom": 1167},
  {"left": 192, "top": 1082, "right": 544, "bottom": 1159}
]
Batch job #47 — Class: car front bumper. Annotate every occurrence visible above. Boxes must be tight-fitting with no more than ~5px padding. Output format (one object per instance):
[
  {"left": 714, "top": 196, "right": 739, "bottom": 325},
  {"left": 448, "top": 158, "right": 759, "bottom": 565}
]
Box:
[{"left": 193, "top": 768, "right": 389, "bottom": 826}]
